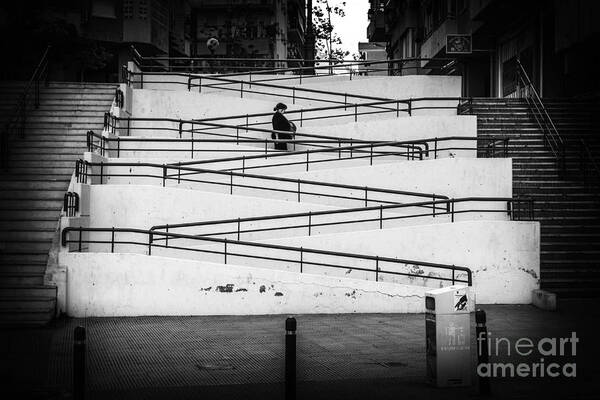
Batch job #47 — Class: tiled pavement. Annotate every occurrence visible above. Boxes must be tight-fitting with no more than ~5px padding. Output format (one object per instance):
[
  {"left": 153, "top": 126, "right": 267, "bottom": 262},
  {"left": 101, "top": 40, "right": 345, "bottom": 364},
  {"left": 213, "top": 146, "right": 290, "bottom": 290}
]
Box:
[{"left": 1, "top": 301, "right": 599, "bottom": 399}]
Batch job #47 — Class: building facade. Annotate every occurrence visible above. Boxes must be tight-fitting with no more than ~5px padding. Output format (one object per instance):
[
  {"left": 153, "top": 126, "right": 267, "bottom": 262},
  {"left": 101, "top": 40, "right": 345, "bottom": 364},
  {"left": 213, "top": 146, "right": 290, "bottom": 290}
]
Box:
[
  {"left": 0, "top": 0, "right": 307, "bottom": 82},
  {"left": 367, "top": 0, "right": 600, "bottom": 98},
  {"left": 190, "top": 0, "right": 305, "bottom": 60}
]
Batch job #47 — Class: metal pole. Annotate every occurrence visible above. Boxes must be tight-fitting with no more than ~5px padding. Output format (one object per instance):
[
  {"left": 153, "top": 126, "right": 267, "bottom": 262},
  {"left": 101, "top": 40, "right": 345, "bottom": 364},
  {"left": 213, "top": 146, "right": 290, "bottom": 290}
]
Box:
[
  {"left": 476, "top": 309, "right": 491, "bottom": 396},
  {"left": 285, "top": 317, "right": 297, "bottom": 400},
  {"left": 73, "top": 326, "right": 86, "bottom": 400}
]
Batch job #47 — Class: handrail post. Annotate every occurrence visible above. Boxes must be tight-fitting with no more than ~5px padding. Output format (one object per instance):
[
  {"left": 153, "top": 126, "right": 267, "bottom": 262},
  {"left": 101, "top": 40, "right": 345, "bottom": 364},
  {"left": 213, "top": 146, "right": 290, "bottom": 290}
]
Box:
[
  {"left": 240, "top": 81, "right": 244, "bottom": 98},
  {"left": 237, "top": 218, "right": 241, "bottom": 241},
  {"left": 148, "top": 232, "right": 152, "bottom": 255},
  {"left": 308, "top": 212, "right": 312, "bottom": 236},
  {"left": 300, "top": 247, "right": 303, "bottom": 273},
  {"left": 434, "top": 138, "right": 438, "bottom": 159},
  {"left": 230, "top": 171, "right": 233, "bottom": 195},
  {"left": 224, "top": 238, "right": 228, "bottom": 264},
  {"left": 375, "top": 256, "right": 379, "bottom": 282},
  {"left": 297, "top": 179, "right": 301, "bottom": 202},
  {"left": 354, "top": 104, "right": 358, "bottom": 122},
  {"left": 364, "top": 187, "right": 368, "bottom": 207},
  {"left": 451, "top": 199, "right": 455, "bottom": 222},
  {"left": 111, "top": 227, "right": 115, "bottom": 253},
  {"left": 408, "top": 99, "right": 412, "bottom": 116},
  {"left": 73, "top": 326, "right": 86, "bottom": 400},
  {"left": 285, "top": 317, "right": 297, "bottom": 400},
  {"left": 306, "top": 150, "right": 309, "bottom": 171},
  {"left": 178, "top": 120, "right": 183, "bottom": 138},
  {"left": 433, "top": 194, "right": 436, "bottom": 218},
  {"left": 379, "top": 205, "right": 383, "bottom": 229},
  {"left": 162, "top": 165, "right": 167, "bottom": 187},
  {"left": 396, "top": 101, "right": 399, "bottom": 117},
  {"left": 370, "top": 144, "right": 373, "bottom": 165}
]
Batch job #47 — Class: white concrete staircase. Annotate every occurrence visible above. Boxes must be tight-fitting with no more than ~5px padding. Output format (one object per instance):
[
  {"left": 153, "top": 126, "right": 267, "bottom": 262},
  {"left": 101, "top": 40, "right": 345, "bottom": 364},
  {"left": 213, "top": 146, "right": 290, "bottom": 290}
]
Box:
[{"left": 0, "top": 81, "right": 116, "bottom": 326}]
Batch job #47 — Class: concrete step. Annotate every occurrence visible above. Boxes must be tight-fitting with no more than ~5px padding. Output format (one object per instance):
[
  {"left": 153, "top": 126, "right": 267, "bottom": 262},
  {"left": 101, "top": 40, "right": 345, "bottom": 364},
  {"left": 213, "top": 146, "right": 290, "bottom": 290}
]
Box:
[
  {"left": 8, "top": 147, "right": 85, "bottom": 155},
  {"left": 0, "top": 230, "right": 55, "bottom": 241},
  {"left": 0, "top": 285, "right": 56, "bottom": 298},
  {"left": 0, "top": 191, "right": 66, "bottom": 201},
  {"left": 0, "top": 209, "right": 61, "bottom": 220},
  {"left": 0, "top": 170, "right": 74, "bottom": 179},
  {"left": 0, "top": 296, "right": 55, "bottom": 312},
  {"left": 8, "top": 153, "right": 86, "bottom": 161},
  {"left": 0, "top": 272, "right": 45, "bottom": 285},
  {"left": 0, "top": 253, "right": 48, "bottom": 265},
  {"left": 0, "top": 180, "right": 69, "bottom": 190},
  {"left": 0, "top": 220, "right": 59, "bottom": 230},
  {"left": 0, "top": 263, "right": 48, "bottom": 274},
  {"left": 1, "top": 240, "right": 53, "bottom": 252},
  {"left": 0, "top": 199, "right": 63, "bottom": 209}
]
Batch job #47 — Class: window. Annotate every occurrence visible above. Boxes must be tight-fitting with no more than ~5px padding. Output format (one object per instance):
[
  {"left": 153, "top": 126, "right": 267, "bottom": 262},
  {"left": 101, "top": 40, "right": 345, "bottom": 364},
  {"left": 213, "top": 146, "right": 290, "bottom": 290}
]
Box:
[
  {"left": 91, "top": 0, "right": 117, "bottom": 18},
  {"left": 123, "top": 0, "right": 134, "bottom": 19}
]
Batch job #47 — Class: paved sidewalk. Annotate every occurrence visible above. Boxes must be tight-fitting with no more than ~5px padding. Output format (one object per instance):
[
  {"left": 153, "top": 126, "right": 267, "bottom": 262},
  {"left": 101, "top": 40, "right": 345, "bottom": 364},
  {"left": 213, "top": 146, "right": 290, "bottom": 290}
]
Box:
[{"left": 1, "top": 301, "right": 599, "bottom": 399}]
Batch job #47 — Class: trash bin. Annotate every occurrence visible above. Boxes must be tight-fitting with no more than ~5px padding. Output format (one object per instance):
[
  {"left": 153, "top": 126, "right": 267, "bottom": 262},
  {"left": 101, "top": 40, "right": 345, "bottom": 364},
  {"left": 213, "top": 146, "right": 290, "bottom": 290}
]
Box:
[{"left": 425, "top": 285, "right": 471, "bottom": 387}]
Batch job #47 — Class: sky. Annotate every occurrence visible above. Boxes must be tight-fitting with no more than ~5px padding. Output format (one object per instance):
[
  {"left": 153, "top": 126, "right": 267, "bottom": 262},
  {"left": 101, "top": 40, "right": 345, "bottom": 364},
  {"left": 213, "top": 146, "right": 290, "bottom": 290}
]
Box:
[{"left": 324, "top": 0, "right": 370, "bottom": 59}]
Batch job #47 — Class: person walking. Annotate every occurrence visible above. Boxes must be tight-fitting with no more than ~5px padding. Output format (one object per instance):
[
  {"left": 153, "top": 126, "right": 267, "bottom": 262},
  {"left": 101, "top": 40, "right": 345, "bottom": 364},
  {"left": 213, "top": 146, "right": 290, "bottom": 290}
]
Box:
[{"left": 271, "top": 103, "right": 295, "bottom": 151}]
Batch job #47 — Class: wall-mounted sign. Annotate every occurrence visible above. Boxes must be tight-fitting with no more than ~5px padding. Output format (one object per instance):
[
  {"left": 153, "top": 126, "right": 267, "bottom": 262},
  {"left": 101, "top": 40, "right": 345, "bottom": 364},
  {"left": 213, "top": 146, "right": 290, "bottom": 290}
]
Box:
[{"left": 446, "top": 35, "right": 472, "bottom": 54}]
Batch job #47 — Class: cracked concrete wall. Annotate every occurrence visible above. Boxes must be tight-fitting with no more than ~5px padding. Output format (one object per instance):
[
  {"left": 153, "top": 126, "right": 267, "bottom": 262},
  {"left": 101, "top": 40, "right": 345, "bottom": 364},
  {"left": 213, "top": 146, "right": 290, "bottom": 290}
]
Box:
[
  {"left": 150, "top": 220, "right": 539, "bottom": 304},
  {"left": 64, "top": 253, "right": 432, "bottom": 317}
]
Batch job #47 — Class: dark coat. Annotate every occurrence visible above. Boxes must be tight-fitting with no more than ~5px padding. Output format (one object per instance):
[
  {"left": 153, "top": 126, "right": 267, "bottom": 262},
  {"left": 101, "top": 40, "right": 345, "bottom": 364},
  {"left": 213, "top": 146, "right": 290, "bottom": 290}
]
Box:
[
  {"left": 272, "top": 111, "right": 293, "bottom": 139},
  {"left": 271, "top": 111, "right": 294, "bottom": 150}
]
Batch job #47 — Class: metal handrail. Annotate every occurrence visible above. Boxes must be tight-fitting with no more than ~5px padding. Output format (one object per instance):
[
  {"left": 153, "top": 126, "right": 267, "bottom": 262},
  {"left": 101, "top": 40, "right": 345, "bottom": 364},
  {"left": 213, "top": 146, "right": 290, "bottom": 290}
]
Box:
[
  {"left": 579, "top": 138, "right": 600, "bottom": 185},
  {"left": 1, "top": 45, "right": 51, "bottom": 168},
  {"left": 131, "top": 47, "right": 456, "bottom": 74},
  {"left": 74, "top": 157, "right": 439, "bottom": 209},
  {"left": 87, "top": 131, "right": 423, "bottom": 160},
  {"left": 516, "top": 59, "right": 599, "bottom": 183},
  {"left": 125, "top": 67, "right": 462, "bottom": 115},
  {"left": 172, "top": 136, "right": 504, "bottom": 169},
  {"left": 102, "top": 108, "right": 409, "bottom": 142},
  {"left": 516, "top": 59, "right": 565, "bottom": 162},
  {"left": 148, "top": 197, "right": 534, "bottom": 243},
  {"left": 102, "top": 96, "right": 463, "bottom": 144},
  {"left": 61, "top": 226, "right": 473, "bottom": 286}
]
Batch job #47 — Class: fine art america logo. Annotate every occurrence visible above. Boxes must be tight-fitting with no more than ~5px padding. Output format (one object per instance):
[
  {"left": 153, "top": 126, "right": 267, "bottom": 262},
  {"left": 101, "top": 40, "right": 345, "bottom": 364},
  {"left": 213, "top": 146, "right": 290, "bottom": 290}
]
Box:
[{"left": 477, "top": 332, "right": 578, "bottom": 378}]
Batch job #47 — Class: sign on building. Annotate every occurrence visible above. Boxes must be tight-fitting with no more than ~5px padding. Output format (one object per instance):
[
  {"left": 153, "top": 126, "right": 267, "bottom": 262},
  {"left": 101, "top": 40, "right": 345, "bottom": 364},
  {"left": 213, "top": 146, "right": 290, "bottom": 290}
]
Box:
[{"left": 446, "top": 35, "right": 472, "bottom": 54}]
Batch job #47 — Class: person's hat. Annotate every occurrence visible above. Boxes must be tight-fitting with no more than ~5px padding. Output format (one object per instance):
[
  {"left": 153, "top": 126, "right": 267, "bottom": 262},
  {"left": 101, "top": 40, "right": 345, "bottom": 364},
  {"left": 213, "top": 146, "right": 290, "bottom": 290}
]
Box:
[{"left": 274, "top": 102, "right": 287, "bottom": 111}]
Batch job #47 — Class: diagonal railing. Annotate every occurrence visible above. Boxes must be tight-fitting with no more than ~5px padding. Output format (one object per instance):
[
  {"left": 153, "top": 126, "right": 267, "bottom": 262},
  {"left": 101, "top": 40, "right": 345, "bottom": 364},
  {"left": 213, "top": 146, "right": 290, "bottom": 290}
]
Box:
[
  {"left": 148, "top": 197, "right": 534, "bottom": 245},
  {"left": 516, "top": 59, "right": 599, "bottom": 184},
  {"left": 128, "top": 45, "right": 457, "bottom": 79},
  {"left": 516, "top": 59, "right": 565, "bottom": 166},
  {"left": 74, "top": 158, "right": 446, "bottom": 210},
  {"left": 1, "top": 45, "right": 51, "bottom": 169},
  {"left": 61, "top": 226, "right": 473, "bottom": 287}
]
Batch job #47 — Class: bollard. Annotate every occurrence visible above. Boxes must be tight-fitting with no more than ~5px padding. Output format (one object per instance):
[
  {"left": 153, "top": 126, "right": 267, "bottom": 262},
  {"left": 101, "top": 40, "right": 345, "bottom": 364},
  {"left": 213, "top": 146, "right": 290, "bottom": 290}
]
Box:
[
  {"left": 476, "top": 309, "right": 490, "bottom": 396},
  {"left": 73, "top": 326, "right": 86, "bottom": 400},
  {"left": 285, "top": 317, "right": 297, "bottom": 400}
]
